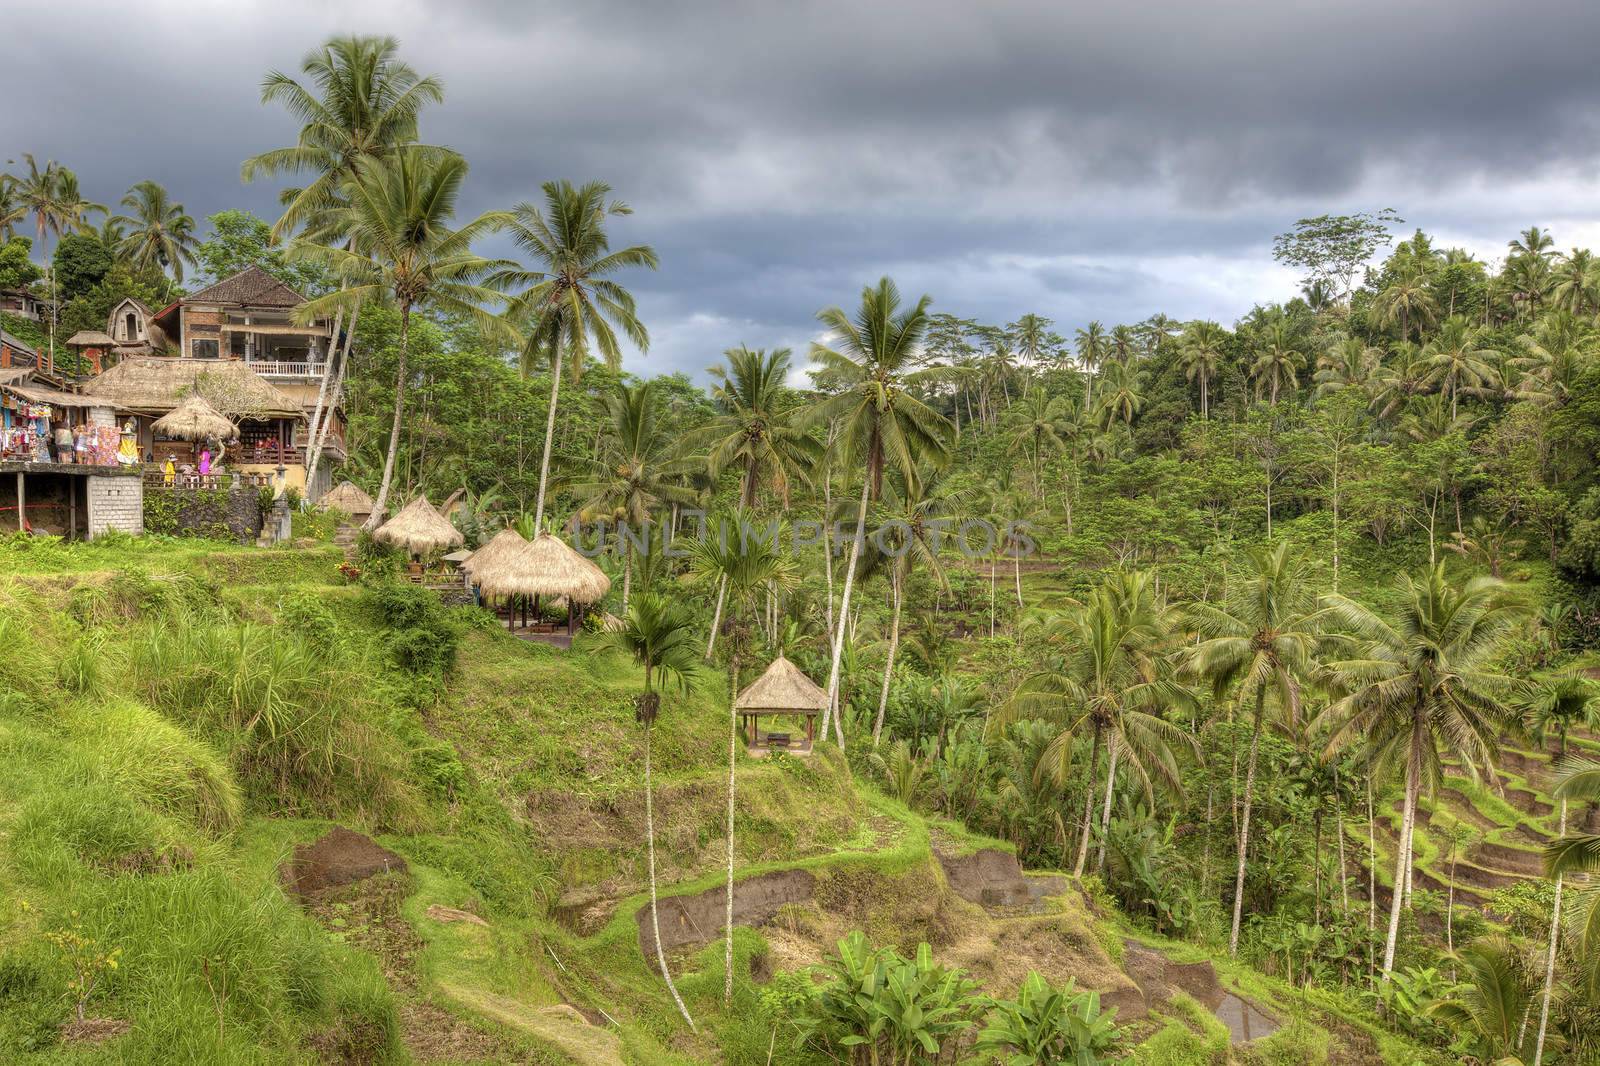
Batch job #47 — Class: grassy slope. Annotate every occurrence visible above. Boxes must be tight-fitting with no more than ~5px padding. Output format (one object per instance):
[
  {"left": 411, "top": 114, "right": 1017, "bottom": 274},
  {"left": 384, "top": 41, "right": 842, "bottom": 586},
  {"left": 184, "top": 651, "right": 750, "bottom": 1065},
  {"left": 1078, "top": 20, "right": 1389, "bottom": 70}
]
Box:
[{"left": 0, "top": 536, "right": 1440, "bottom": 1064}]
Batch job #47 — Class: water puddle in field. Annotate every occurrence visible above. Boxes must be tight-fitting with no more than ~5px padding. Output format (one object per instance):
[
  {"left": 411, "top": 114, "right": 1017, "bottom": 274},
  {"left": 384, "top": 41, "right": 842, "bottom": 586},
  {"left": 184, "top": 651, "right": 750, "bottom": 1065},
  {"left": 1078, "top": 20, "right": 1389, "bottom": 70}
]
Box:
[{"left": 1211, "top": 992, "right": 1279, "bottom": 1042}]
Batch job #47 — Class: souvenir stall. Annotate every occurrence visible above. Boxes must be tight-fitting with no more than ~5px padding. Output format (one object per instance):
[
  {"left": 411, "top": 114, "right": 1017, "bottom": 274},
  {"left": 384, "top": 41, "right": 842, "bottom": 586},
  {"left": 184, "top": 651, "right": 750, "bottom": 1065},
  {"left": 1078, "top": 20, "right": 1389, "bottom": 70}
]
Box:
[{"left": 0, "top": 396, "right": 53, "bottom": 461}]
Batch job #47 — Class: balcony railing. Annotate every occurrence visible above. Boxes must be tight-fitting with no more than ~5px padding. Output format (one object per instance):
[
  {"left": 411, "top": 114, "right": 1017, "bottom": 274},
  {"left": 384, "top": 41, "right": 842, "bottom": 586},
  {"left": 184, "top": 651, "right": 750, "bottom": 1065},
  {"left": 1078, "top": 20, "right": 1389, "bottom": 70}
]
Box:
[{"left": 246, "top": 359, "right": 328, "bottom": 378}]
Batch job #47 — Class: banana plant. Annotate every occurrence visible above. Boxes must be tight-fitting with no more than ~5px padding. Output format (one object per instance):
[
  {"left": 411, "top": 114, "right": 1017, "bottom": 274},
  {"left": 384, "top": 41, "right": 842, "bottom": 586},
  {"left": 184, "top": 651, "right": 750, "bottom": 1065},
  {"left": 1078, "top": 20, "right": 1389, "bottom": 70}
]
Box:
[{"left": 976, "top": 971, "right": 1121, "bottom": 1065}]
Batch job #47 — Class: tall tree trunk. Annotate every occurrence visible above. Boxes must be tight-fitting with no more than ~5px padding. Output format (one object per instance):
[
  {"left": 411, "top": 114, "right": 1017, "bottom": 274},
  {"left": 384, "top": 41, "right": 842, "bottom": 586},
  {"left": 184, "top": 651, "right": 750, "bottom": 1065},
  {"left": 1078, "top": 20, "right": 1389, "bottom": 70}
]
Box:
[
  {"left": 1381, "top": 719, "right": 1423, "bottom": 980},
  {"left": 724, "top": 641, "right": 740, "bottom": 1007},
  {"left": 1074, "top": 725, "right": 1101, "bottom": 878},
  {"left": 1533, "top": 798, "right": 1566, "bottom": 1065},
  {"left": 532, "top": 357, "right": 563, "bottom": 535},
  {"left": 1095, "top": 741, "right": 1120, "bottom": 873},
  {"left": 644, "top": 715, "right": 696, "bottom": 1029},
  {"left": 305, "top": 301, "right": 359, "bottom": 500},
  {"left": 622, "top": 541, "right": 633, "bottom": 614},
  {"left": 1013, "top": 544, "right": 1023, "bottom": 608},
  {"left": 1229, "top": 695, "right": 1264, "bottom": 957},
  {"left": 365, "top": 304, "right": 411, "bottom": 531},
  {"left": 705, "top": 574, "right": 727, "bottom": 659},
  {"left": 821, "top": 475, "right": 871, "bottom": 748},
  {"left": 871, "top": 569, "right": 903, "bottom": 747}
]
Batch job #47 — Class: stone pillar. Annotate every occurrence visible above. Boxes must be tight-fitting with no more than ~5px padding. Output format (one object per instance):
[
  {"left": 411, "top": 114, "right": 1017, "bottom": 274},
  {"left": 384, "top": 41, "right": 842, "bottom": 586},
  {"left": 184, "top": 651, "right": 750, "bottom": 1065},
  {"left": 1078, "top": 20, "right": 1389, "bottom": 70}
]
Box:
[{"left": 86, "top": 475, "right": 143, "bottom": 538}]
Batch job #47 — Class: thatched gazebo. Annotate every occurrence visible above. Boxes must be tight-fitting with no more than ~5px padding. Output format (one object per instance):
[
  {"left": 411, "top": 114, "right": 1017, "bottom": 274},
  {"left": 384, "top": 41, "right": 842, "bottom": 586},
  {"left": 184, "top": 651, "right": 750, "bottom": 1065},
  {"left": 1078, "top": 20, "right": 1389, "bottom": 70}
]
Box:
[
  {"left": 373, "top": 495, "right": 464, "bottom": 559},
  {"left": 461, "top": 528, "right": 540, "bottom": 629},
  {"left": 150, "top": 394, "right": 239, "bottom": 443},
  {"left": 734, "top": 654, "right": 828, "bottom": 755},
  {"left": 320, "top": 481, "right": 375, "bottom": 520},
  {"left": 507, "top": 533, "right": 613, "bottom": 636}
]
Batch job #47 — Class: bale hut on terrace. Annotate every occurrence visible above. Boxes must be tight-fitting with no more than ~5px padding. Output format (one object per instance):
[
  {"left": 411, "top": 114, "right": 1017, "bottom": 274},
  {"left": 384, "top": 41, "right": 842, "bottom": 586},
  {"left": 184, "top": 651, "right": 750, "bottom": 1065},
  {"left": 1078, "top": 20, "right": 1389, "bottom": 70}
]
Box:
[
  {"left": 734, "top": 654, "right": 828, "bottom": 755},
  {"left": 498, "top": 533, "right": 613, "bottom": 636},
  {"left": 319, "top": 480, "right": 375, "bottom": 521},
  {"left": 149, "top": 394, "right": 239, "bottom": 444},
  {"left": 372, "top": 495, "right": 463, "bottom": 561}
]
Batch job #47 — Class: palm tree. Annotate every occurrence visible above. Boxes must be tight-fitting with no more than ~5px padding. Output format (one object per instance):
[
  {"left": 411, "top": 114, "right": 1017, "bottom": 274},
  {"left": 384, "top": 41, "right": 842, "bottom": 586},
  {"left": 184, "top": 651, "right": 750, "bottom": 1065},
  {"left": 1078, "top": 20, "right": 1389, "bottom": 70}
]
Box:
[
  {"left": 9, "top": 155, "right": 103, "bottom": 371},
  {"left": 1512, "top": 310, "right": 1596, "bottom": 407},
  {"left": 1422, "top": 316, "right": 1499, "bottom": 419},
  {"left": 690, "top": 346, "right": 820, "bottom": 508},
  {"left": 1428, "top": 938, "right": 1535, "bottom": 1063},
  {"left": 685, "top": 513, "right": 798, "bottom": 1006},
  {"left": 1179, "top": 320, "right": 1227, "bottom": 419},
  {"left": 995, "top": 571, "right": 1196, "bottom": 878},
  {"left": 1318, "top": 566, "right": 1530, "bottom": 980},
  {"left": 1185, "top": 543, "right": 1321, "bottom": 956},
  {"left": 570, "top": 380, "right": 699, "bottom": 611},
  {"left": 593, "top": 592, "right": 700, "bottom": 1030},
  {"left": 494, "top": 180, "right": 658, "bottom": 535},
  {"left": 1109, "top": 324, "right": 1140, "bottom": 365},
  {"left": 808, "top": 278, "right": 955, "bottom": 743},
  {"left": 1522, "top": 672, "right": 1599, "bottom": 1063},
  {"left": 242, "top": 35, "right": 442, "bottom": 239},
  {"left": 1375, "top": 270, "right": 1438, "bottom": 343},
  {"left": 1551, "top": 248, "right": 1600, "bottom": 316},
  {"left": 1544, "top": 758, "right": 1600, "bottom": 1010},
  {"left": 1314, "top": 335, "right": 1381, "bottom": 399},
  {"left": 1248, "top": 322, "right": 1304, "bottom": 406},
  {"left": 1009, "top": 312, "right": 1052, "bottom": 372},
  {"left": 1004, "top": 390, "right": 1068, "bottom": 494},
  {"left": 0, "top": 177, "right": 23, "bottom": 241},
  {"left": 1509, "top": 226, "right": 1556, "bottom": 263},
  {"left": 246, "top": 35, "right": 443, "bottom": 503},
  {"left": 112, "top": 181, "right": 197, "bottom": 282},
  {"left": 1094, "top": 359, "right": 1145, "bottom": 427},
  {"left": 1075, "top": 321, "right": 1108, "bottom": 407},
  {"left": 291, "top": 147, "right": 506, "bottom": 528}
]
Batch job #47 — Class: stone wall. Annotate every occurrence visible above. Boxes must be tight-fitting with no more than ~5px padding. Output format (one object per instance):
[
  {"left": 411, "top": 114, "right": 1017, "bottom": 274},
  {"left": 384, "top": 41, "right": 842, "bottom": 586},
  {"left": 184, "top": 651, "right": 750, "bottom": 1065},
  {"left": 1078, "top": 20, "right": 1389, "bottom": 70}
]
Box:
[
  {"left": 86, "top": 475, "right": 143, "bottom": 538},
  {"left": 143, "top": 484, "right": 262, "bottom": 544}
]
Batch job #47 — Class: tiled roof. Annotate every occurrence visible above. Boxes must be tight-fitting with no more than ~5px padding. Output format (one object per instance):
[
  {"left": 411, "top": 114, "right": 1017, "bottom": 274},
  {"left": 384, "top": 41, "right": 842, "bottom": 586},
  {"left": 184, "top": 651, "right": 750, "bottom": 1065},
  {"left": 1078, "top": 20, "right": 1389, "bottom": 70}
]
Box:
[{"left": 184, "top": 265, "right": 306, "bottom": 309}]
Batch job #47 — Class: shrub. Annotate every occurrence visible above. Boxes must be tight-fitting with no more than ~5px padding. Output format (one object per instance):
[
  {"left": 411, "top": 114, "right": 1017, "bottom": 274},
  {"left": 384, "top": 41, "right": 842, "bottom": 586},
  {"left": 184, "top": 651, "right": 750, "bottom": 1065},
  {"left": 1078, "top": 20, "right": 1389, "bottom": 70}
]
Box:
[
  {"left": 977, "top": 971, "right": 1122, "bottom": 1065},
  {"left": 358, "top": 581, "right": 463, "bottom": 681}
]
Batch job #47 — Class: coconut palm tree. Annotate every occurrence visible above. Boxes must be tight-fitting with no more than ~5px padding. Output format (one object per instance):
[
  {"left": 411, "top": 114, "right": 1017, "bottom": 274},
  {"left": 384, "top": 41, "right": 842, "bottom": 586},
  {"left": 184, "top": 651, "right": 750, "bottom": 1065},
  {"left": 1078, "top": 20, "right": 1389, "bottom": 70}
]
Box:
[
  {"left": 1375, "top": 270, "right": 1438, "bottom": 343},
  {"left": 1248, "top": 321, "right": 1305, "bottom": 407},
  {"left": 593, "top": 592, "right": 701, "bottom": 1030},
  {"left": 685, "top": 513, "right": 798, "bottom": 1006},
  {"left": 1075, "top": 320, "right": 1108, "bottom": 407},
  {"left": 0, "top": 177, "right": 23, "bottom": 242},
  {"left": 689, "top": 346, "right": 821, "bottom": 508},
  {"left": 1509, "top": 226, "right": 1557, "bottom": 263},
  {"left": 1185, "top": 542, "right": 1322, "bottom": 956},
  {"left": 1427, "top": 938, "right": 1536, "bottom": 1063},
  {"left": 9, "top": 155, "right": 103, "bottom": 370},
  {"left": 1422, "top": 316, "right": 1499, "bottom": 419},
  {"left": 1094, "top": 359, "right": 1145, "bottom": 428},
  {"left": 1511, "top": 310, "right": 1596, "bottom": 407},
  {"left": 1551, "top": 248, "right": 1600, "bottom": 316},
  {"left": 570, "top": 380, "right": 700, "bottom": 612},
  {"left": 1179, "top": 320, "right": 1227, "bottom": 419},
  {"left": 1314, "top": 335, "right": 1381, "bottom": 399},
  {"left": 493, "top": 180, "right": 658, "bottom": 536},
  {"left": 808, "top": 278, "right": 955, "bottom": 743},
  {"left": 1318, "top": 565, "right": 1530, "bottom": 980},
  {"left": 994, "top": 571, "right": 1196, "bottom": 878},
  {"left": 243, "top": 34, "right": 442, "bottom": 240},
  {"left": 112, "top": 181, "right": 198, "bottom": 282},
  {"left": 1544, "top": 759, "right": 1600, "bottom": 1010},
  {"left": 1004, "top": 390, "right": 1069, "bottom": 494},
  {"left": 290, "top": 147, "right": 506, "bottom": 528},
  {"left": 1008, "top": 312, "right": 1052, "bottom": 373}
]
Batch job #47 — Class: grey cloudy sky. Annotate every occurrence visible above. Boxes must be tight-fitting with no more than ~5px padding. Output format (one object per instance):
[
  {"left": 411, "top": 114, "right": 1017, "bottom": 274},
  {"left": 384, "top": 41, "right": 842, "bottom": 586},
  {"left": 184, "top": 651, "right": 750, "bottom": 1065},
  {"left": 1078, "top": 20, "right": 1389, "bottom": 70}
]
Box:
[{"left": 7, "top": 0, "right": 1600, "bottom": 380}]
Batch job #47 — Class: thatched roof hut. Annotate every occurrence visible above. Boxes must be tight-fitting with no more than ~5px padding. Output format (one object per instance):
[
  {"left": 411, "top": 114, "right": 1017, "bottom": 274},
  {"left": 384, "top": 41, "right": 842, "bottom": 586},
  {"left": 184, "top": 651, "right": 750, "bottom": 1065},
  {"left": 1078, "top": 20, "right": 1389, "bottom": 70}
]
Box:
[
  {"left": 516, "top": 534, "right": 612, "bottom": 604},
  {"left": 735, "top": 655, "right": 829, "bottom": 714},
  {"left": 462, "top": 528, "right": 538, "bottom": 599},
  {"left": 320, "top": 481, "right": 375, "bottom": 517},
  {"left": 66, "top": 330, "right": 116, "bottom": 347},
  {"left": 372, "top": 496, "right": 464, "bottom": 556},
  {"left": 150, "top": 394, "right": 239, "bottom": 442},
  {"left": 80, "top": 356, "right": 303, "bottom": 418}
]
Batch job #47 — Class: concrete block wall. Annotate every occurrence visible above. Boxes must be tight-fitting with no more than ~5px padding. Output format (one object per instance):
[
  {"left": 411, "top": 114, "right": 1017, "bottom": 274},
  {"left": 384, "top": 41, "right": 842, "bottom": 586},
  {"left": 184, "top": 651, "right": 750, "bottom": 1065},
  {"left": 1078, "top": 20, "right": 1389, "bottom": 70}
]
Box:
[{"left": 86, "top": 476, "right": 143, "bottom": 538}]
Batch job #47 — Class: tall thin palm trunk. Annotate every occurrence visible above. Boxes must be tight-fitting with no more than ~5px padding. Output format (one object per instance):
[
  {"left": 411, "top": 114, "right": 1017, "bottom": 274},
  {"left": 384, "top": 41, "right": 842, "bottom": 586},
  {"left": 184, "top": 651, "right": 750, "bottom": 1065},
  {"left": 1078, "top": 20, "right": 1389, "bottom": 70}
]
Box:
[
  {"left": 1230, "top": 696, "right": 1264, "bottom": 957},
  {"left": 532, "top": 357, "right": 563, "bottom": 535},
  {"left": 1095, "top": 741, "right": 1120, "bottom": 873},
  {"left": 365, "top": 305, "right": 411, "bottom": 530},
  {"left": 1381, "top": 720, "right": 1423, "bottom": 980},
  {"left": 1074, "top": 725, "right": 1102, "bottom": 878},
  {"left": 872, "top": 569, "right": 903, "bottom": 747},
  {"left": 305, "top": 301, "right": 360, "bottom": 497},
  {"left": 644, "top": 714, "right": 695, "bottom": 1029},
  {"left": 821, "top": 475, "right": 870, "bottom": 747},
  {"left": 723, "top": 645, "right": 740, "bottom": 1007},
  {"left": 1533, "top": 798, "right": 1566, "bottom": 1064},
  {"left": 705, "top": 575, "right": 727, "bottom": 659}
]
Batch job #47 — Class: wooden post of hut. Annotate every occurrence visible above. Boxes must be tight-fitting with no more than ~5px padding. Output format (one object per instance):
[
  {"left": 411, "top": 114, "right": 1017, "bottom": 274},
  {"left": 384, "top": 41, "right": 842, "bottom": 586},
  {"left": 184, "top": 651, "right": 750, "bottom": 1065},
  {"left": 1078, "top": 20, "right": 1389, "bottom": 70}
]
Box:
[{"left": 734, "top": 655, "right": 828, "bottom": 756}]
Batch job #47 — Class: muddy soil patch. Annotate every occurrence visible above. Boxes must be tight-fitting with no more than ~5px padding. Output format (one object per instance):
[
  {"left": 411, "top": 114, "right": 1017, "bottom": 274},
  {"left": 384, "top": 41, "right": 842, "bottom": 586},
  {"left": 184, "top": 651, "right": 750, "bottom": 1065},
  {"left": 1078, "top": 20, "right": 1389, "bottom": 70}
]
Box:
[
  {"left": 1470, "top": 841, "right": 1544, "bottom": 875},
  {"left": 934, "top": 847, "right": 1033, "bottom": 909},
  {"left": 281, "top": 827, "right": 407, "bottom": 898},
  {"left": 1122, "top": 941, "right": 1277, "bottom": 1041},
  {"left": 637, "top": 868, "right": 816, "bottom": 956}
]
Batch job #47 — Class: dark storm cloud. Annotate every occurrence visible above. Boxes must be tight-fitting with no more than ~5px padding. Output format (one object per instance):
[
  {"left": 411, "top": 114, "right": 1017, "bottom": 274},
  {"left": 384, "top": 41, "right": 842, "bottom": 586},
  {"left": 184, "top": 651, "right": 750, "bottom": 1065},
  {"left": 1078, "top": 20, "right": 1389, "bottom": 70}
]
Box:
[{"left": 6, "top": 0, "right": 1600, "bottom": 378}]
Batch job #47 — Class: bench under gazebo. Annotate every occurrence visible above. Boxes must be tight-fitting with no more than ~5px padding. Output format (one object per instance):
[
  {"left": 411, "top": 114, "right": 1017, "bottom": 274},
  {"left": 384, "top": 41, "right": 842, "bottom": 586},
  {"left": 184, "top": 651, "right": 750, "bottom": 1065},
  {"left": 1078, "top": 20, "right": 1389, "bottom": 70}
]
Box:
[{"left": 734, "top": 654, "right": 828, "bottom": 756}]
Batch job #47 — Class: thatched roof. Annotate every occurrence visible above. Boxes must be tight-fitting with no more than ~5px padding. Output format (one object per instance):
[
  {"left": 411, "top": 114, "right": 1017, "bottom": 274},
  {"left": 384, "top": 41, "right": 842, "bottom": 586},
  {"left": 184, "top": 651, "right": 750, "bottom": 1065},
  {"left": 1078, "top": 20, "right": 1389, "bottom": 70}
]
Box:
[
  {"left": 320, "top": 480, "right": 375, "bottom": 515},
  {"left": 150, "top": 394, "right": 239, "bottom": 442},
  {"left": 67, "top": 330, "right": 116, "bottom": 347},
  {"left": 512, "top": 534, "right": 612, "bottom": 604},
  {"left": 462, "top": 528, "right": 539, "bottom": 599},
  {"left": 80, "top": 356, "right": 304, "bottom": 419},
  {"left": 735, "top": 655, "right": 828, "bottom": 715},
  {"left": 373, "top": 496, "right": 464, "bottom": 555}
]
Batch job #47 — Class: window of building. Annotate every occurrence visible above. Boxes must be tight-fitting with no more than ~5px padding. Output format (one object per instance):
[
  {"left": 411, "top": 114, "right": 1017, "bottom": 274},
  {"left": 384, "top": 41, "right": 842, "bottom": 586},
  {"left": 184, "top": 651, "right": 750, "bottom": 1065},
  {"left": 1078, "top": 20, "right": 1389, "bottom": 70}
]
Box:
[
  {"left": 192, "top": 339, "right": 219, "bottom": 360},
  {"left": 124, "top": 312, "right": 138, "bottom": 340}
]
